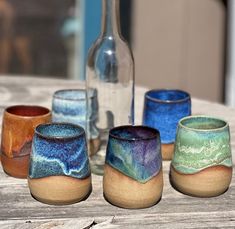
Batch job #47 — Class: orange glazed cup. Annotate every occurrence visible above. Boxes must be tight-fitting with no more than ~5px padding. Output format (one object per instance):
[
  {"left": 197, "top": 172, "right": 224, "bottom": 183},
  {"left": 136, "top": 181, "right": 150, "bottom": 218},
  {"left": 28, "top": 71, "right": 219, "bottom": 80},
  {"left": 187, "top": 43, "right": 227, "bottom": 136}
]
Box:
[{"left": 1, "top": 105, "right": 51, "bottom": 178}]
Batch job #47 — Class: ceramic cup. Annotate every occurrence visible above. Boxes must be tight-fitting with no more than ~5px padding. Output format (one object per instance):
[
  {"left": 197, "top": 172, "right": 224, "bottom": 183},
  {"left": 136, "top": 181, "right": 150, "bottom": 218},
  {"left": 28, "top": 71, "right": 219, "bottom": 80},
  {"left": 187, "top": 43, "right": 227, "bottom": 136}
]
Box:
[
  {"left": 1, "top": 105, "right": 51, "bottom": 178},
  {"left": 28, "top": 123, "right": 92, "bottom": 205},
  {"left": 143, "top": 89, "right": 191, "bottom": 160},
  {"left": 103, "top": 125, "right": 163, "bottom": 209},
  {"left": 52, "top": 89, "right": 100, "bottom": 156},
  {"left": 170, "top": 116, "right": 233, "bottom": 197}
]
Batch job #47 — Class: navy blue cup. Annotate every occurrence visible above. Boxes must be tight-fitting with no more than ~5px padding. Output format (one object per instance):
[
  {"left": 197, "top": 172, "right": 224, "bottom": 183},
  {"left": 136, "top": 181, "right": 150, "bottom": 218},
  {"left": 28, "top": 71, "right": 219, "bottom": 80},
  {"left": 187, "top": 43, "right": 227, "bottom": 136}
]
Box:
[{"left": 143, "top": 89, "right": 191, "bottom": 160}]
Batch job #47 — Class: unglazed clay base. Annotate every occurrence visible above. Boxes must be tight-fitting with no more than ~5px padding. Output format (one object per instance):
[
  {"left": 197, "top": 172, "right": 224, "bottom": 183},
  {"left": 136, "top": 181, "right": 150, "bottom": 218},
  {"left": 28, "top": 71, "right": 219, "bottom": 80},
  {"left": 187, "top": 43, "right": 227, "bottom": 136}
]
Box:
[
  {"left": 170, "top": 165, "right": 232, "bottom": 197},
  {"left": 162, "top": 143, "right": 174, "bottom": 160},
  {"left": 1, "top": 153, "right": 29, "bottom": 178},
  {"left": 103, "top": 164, "right": 163, "bottom": 209},
  {"left": 89, "top": 137, "right": 101, "bottom": 157},
  {"left": 28, "top": 176, "right": 92, "bottom": 205}
]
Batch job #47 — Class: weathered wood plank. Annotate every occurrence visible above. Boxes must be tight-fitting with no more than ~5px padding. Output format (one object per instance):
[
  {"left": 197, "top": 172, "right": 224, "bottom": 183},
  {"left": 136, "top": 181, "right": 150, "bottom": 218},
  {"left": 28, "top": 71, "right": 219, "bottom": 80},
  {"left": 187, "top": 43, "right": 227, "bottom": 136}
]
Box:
[
  {"left": 0, "top": 212, "right": 235, "bottom": 229},
  {"left": 0, "top": 163, "right": 234, "bottom": 224},
  {"left": 0, "top": 76, "right": 234, "bottom": 228}
]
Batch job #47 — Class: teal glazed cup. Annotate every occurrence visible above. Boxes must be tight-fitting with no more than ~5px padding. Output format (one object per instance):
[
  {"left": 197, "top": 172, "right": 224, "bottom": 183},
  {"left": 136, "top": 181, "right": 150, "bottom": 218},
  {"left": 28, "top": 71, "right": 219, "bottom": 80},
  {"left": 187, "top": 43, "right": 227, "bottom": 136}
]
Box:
[
  {"left": 28, "top": 123, "right": 92, "bottom": 205},
  {"left": 52, "top": 89, "right": 100, "bottom": 156},
  {"left": 170, "top": 116, "right": 233, "bottom": 197},
  {"left": 103, "top": 125, "right": 163, "bottom": 209}
]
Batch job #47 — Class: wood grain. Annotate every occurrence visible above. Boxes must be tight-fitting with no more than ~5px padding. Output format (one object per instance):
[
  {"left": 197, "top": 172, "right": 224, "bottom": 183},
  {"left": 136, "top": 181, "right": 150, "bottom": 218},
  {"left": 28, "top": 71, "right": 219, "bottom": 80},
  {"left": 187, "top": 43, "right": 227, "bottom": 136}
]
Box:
[{"left": 0, "top": 76, "right": 234, "bottom": 228}]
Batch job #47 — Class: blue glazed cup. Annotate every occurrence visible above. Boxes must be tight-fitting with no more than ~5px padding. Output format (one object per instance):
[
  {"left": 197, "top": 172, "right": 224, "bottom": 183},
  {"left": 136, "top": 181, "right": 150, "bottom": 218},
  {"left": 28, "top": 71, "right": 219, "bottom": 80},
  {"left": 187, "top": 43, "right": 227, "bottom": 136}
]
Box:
[
  {"left": 103, "top": 125, "right": 163, "bottom": 209},
  {"left": 28, "top": 123, "right": 91, "bottom": 205},
  {"left": 143, "top": 89, "right": 191, "bottom": 160},
  {"left": 52, "top": 89, "right": 100, "bottom": 156}
]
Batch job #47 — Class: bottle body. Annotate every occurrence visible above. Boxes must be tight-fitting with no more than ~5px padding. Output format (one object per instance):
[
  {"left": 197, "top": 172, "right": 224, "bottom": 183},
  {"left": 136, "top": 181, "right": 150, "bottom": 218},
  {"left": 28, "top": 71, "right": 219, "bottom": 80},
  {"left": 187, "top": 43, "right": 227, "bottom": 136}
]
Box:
[{"left": 86, "top": 0, "right": 134, "bottom": 174}]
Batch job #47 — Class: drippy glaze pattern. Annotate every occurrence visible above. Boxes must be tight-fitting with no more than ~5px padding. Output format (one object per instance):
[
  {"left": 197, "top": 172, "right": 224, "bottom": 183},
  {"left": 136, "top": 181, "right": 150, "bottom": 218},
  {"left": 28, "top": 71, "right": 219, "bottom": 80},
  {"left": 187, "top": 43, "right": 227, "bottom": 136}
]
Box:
[
  {"left": 143, "top": 89, "right": 191, "bottom": 144},
  {"left": 29, "top": 123, "right": 90, "bottom": 179},
  {"left": 172, "top": 116, "right": 233, "bottom": 174},
  {"left": 105, "top": 126, "right": 162, "bottom": 183},
  {"left": 52, "top": 89, "right": 99, "bottom": 139},
  {"left": 1, "top": 105, "right": 51, "bottom": 158},
  {"left": 1, "top": 105, "right": 51, "bottom": 178}
]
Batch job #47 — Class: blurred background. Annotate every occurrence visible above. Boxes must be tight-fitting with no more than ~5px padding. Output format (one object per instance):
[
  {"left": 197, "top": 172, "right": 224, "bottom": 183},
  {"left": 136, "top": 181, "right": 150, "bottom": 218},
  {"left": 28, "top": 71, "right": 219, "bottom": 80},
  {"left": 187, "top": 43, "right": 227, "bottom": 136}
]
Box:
[{"left": 0, "top": 0, "right": 229, "bottom": 103}]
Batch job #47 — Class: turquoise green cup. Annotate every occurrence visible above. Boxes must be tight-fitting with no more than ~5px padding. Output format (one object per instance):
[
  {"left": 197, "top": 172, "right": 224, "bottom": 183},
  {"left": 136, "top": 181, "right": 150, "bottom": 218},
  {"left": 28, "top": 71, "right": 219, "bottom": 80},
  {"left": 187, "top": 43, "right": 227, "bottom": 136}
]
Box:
[{"left": 171, "top": 115, "right": 233, "bottom": 197}]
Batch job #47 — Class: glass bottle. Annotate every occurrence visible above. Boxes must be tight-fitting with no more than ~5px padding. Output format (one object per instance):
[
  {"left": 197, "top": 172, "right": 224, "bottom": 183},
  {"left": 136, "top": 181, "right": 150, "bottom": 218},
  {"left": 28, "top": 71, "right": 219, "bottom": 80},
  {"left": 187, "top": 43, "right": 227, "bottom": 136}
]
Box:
[{"left": 86, "top": 0, "right": 135, "bottom": 175}]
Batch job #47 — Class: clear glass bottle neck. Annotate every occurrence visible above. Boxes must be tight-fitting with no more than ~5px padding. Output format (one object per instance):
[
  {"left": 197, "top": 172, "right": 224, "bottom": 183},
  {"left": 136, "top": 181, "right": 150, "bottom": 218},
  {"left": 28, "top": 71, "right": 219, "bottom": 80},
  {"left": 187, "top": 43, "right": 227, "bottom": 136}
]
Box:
[{"left": 101, "top": 0, "right": 121, "bottom": 37}]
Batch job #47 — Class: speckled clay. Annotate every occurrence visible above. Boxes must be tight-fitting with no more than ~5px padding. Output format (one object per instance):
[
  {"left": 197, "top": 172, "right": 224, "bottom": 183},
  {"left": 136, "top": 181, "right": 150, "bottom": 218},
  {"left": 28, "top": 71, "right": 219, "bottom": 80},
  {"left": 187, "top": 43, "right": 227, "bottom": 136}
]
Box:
[
  {"left": 1, "top": 105, "right": 51, "bottom": 178},
  {"left": 52, "top": 89, "right": 100, "bottom": 156},
  {"left": 170, "top": 116, "right": 233, "bottom": 197},
  {"left": 28, "top": 123, "right": 91, "bottom": 205},
  {"left": 103, "top": 125, "right": 163, "bottom": 209},
  {"left": 143, "top": 89, "right": 191, "bottom": 160}
]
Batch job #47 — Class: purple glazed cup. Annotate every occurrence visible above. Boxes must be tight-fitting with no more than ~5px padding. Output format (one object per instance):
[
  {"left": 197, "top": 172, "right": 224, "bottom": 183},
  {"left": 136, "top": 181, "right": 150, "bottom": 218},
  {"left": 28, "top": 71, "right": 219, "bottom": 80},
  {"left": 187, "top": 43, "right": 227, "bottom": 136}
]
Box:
[{"left": 103, "top": 125, "right": 163, "bottom": 209}]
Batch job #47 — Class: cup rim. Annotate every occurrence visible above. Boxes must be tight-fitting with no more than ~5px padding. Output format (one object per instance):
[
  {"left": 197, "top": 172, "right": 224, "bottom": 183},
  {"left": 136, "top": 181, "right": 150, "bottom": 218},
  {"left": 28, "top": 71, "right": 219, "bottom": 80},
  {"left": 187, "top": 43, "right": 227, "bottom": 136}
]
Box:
[
  {"left": 178, "top": 115, "right": 229, "bottom": 132},
  {"left": 53, "top": 89, "right": 95, "bottom": 101},
  {"left": 145, "top": 89, "right": 191, "bottom": 104},
  {"left": 109, "top": 125, "right": 160, "bottom": 141},
  {"left": 5, "top": 105, "right": 51, "bottom": 118},
  {"left": 35, "top": 122, "right": 85, "bottom": 140}
]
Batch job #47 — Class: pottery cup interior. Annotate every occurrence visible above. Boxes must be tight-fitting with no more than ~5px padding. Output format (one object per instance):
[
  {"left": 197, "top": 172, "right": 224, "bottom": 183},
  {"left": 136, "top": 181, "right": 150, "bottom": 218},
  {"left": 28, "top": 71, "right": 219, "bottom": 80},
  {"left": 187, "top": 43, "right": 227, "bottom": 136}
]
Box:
[
  {"left": 109, "top": 125, "right": 158, "bottom": 141},
  {"left": 145, "top": 89, "right": 190, "bottom": 103},
  {"left": 35, "top": 123, "right": 85, "bottom": 139},
  {"left": 6, "top": 105, "right": 50, "bottom": 117},
  {"left": 179, "top": 116, "right": 228, "bottom": 131},
  {"left": 53, "top": 88, "right": 96, "bottom": 101}
]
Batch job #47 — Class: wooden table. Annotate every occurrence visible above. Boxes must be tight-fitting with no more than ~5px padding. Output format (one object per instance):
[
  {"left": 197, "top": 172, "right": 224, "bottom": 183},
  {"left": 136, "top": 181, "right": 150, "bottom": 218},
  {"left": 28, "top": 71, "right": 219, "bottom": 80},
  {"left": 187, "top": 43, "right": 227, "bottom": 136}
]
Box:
[{"left": 0, "top": 76, "right": 234, "bottom": 228}]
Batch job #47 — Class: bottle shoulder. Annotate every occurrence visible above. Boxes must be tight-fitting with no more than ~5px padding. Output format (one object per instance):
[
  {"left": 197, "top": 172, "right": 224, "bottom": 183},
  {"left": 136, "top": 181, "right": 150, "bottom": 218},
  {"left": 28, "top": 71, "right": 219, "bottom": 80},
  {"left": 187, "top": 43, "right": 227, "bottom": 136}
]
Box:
[
  {"left": 87, "top": 38, "right": 133, "bottom": 70},
  {"left": 86, "top": 36, "right": 134, "bottom": 82},
  {"left": 88, "top": 36, "right": 133, "bottom": 58}
]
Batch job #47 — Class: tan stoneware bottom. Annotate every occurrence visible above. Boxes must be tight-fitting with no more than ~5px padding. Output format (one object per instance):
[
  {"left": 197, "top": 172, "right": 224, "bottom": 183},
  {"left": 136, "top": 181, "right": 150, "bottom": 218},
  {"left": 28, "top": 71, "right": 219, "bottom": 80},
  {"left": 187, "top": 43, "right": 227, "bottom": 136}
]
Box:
[
  {"left": 89, "top": 137, "right": 101, "bottom": 157},
  {"left": 170, "top": 165, "right": 233, "bottom": 197},
  {"left": 28, "top": 176, "right": 92, "bottom": 205},
  {"left": 1, "top": 153, "right": 29, "bottom": 178},
  {"left": 103, "top": 164, "right": 163, "bottom": 209},
  {"left": 161, "top": 143, "right": 174, "bottom": 160}
]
